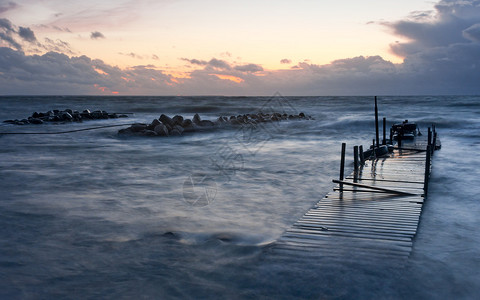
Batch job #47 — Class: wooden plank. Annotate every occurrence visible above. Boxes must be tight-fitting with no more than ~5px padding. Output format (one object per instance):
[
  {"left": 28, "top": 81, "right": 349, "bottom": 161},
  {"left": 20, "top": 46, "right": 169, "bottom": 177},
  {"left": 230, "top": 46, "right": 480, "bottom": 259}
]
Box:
[{"left": 269, "top": 132, "right": 438, "bottom": 266}]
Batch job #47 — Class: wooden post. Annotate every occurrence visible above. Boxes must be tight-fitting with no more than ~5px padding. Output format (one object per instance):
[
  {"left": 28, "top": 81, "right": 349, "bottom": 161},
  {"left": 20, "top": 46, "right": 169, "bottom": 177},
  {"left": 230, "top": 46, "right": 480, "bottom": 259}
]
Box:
[
  {"left": 339, "top": 143, "right": 346, "bottom": 192},
  {"left": 375, "top": 96, "right": 380, "bottom": 148},
  {"left": 428, "top": 127, "right": 432, "bottom": 155},
  {"left": 359, "top": 145, "right": 365, "bottom": 165},
  {"left": 428, "top": 127, "right": 432, "bottom": 146},
  {"left": 389, "top": 127, "right": 393, "bottom": 145},
  {"left": 372, "top": 139, "right": 376, "bottom": 159},
  {"left": 424, "top": 145, "right": 431, "bottom": 197},
  {"left": 383, "top": 117, "right": 386, "bottom": 145},
  {"left": 433, "top": 132, "right": 437, "bottom": 152},
  {"left": 353, "top": 146, "right": 359, "bottom": 182}
]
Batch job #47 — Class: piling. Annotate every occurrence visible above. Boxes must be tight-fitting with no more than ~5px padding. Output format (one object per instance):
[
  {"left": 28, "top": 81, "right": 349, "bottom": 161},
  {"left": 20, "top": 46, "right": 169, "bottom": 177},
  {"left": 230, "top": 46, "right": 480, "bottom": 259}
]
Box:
[
  {"left": 339, "top": 143, "right": 346, "bottom": 191},
  {"left": 424, "top": 145, "right": 431, "bottom": 196},
  {"left": 359, "top": 145, "right": 365, "bottom": 165},
  {"left": 353, "top": 146, "right": 359, "bottom": 182},
  {"left": 375, "top": 96, "right": 380, "bottom": 148},
  {"left": 383, "top": 117, "right": 386, "bottom": 145}
]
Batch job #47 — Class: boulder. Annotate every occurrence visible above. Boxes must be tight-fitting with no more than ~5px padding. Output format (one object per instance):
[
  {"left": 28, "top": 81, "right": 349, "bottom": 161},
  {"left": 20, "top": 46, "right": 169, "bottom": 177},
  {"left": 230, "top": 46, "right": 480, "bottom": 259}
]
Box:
[
  {"left": 169, "top": 128, "right": 182, "bottom": 136},
  {"left": 130, "top": 124, "right": 148, "bottom": 132},
  {"left": 172, "top": 115, "right": 184, "bottom": 126},
  {"left": 140, "top": 130, "right": 157, "bottom": 136},
  {"left": 199, "top": 120, "right": 215, "bottom": 127},
  {"left": 193, "top": 113, "right": 201, "bottom": 125},
  {"left": 29, "top": 118, "right": 44, "bottom": 124},
  {"left": 159, "top": 114, "right": 173, "bottom": 127},
  {"left": 172, "top": 125, "right": 184, "bottom": 134},
  {"left": 154, "top": 124, "right": 169, "bottom": 136},
  {"left": 62, "top": 112, "right": 73, "bottom": 121},
  {"left": 118, "top": 128, "right": 133, "bottom": 135}
]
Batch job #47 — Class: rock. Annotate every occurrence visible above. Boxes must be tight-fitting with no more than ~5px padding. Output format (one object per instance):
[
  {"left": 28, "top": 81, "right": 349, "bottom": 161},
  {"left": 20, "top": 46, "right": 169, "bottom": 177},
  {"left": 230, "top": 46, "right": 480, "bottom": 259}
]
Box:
[
  {"left": 62, "top": 112, "right": 73, "bottom": 121},
  {"left": 130, "top": 124, "right": 148, "bottom": 132},
  {"left": 140, "top": 130, "right": 157, "bottom": 136},
  {"left": 199, "top": 120, "right": 215, "bottom": 127},
  {"left": 182, "top": 119, "right": 195, "bottom": 132},
  {"left": 182, "top": 119, "right": 193, "bottom": 127},
  {"left": 32, "top": 112, "right": 40, "bottom": 118},
  {"left": 159, "top": 114, "right": 173, "bottom": 127},
  {"left": 146, "top": 119, "right": 161, "bottom": 131},
  {"left": 169, "top": 128, "right": 182, "bottom": 136},
  {"left": 151, "top": 118, "right": 162, "bottom": 127},
  {"left": 299, "top": 112, "right": 305, "bottom": 118},
  {"left": 154, "top": 124, "right": 169, "bottom": 136},
  {"left": 29, "top": 118, "right": 44, "bottom": 124},
  {"left": 193, "top": 113, "right": 201, "bottom": 125},
  {"left": 118, "top": 128, "right": 133, "bottom": 135},
  {"left": 172, "top": 115, "right": 184, "bottom": 126},
  {"left": 119, "top": 114, "right": 128, "bottom": 118},
  {"left": 172, "top": 125, "right": 184, "bottom": 134},
  {"left": 65, "top": 109, "right": 73, "bottom": 114}
]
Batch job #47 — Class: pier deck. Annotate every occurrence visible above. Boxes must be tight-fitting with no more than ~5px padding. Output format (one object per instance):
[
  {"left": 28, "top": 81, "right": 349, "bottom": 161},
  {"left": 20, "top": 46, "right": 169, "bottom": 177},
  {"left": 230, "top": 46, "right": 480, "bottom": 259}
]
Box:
[{"left": 270, "top": 136, "right": 440, "bottom": 266}]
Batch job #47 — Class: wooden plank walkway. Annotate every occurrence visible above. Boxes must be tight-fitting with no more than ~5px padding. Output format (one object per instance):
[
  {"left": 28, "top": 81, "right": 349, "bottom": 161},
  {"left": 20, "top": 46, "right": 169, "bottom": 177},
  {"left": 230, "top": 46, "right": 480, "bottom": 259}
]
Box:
[{"left": 268, "top": 136, "right": 440, "bottom": 266}]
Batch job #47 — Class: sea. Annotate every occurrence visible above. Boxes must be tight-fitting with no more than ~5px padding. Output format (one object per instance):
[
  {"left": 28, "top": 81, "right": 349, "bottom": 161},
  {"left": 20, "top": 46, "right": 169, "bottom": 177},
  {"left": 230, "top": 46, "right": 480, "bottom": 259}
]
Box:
[{"left": 0, "top": 95, "right": 479, "bottom": 299}]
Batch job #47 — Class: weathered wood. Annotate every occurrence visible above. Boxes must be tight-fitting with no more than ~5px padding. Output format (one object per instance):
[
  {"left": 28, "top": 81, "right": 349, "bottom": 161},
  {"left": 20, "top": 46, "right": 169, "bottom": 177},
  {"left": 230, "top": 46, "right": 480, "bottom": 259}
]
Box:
[
  {"left": 332, "top": 180, "right": 419, "bottom": 196},
  {"left": 375, "top": 96, "right": 380, "bottom": 147},
  {"left": 339, "top": 143, "right": 346, "bottom": 184},
  {"left": 269, "top": 131, "right": 439, "bottom": 266}
]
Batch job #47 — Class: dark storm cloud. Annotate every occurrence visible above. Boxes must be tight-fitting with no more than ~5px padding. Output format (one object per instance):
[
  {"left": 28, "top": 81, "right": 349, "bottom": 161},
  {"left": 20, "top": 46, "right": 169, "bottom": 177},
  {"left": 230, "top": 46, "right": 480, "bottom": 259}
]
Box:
[
  {"left": 386, "top": 0, "right": 480, "bottom": 56},
  {"left": 0, "top": 18, "right": 21, "bottom": 50},
  {"left": 1, "top": 1, "right": 480, "bottom": 96},
  {"left": 0, "top": 47, "right": 176, "bottom": 95},
  {"left": 234, "top": 63, "right": 263, "bottom": 73},
  {"left": 90, "top": 31, "right": 105, "bottom": 39},
  {"left": 18, "top": 26, "right": 36, "bottom": 42},
  {"left": 0, "top": 18, "right": 14, "bottom": 31}
]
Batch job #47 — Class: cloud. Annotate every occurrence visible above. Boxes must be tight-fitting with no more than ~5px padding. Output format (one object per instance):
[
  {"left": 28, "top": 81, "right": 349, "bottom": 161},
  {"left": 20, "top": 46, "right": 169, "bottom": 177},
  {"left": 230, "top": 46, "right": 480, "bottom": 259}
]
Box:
[
  {"left": 463, "top": 23, "right": 480, "bottom": 42},
  {"left": 234, "top": 63, "right": 263, "bottom": 73},
  {"left": 181, "top": 58, "right": 208, "bottom": 65},
  {"left": 181, "top": 57, "right": 231, "bottom": 70},
  {"left": 18, "top": 26, "right": 36, "bottom": 42},
  {"left": 280, "top": 59, "right": 292, "bottom": 64},
  {"left": 208, "top": 58, "right": 231, "bottom": 70},
  {"left": 0, "top": 18, "right": 22, "bottom": 50},
  {"left": 1, "top": 1, "right": 480, "bottom": 96},
  {"left": 43, "top": 38, "right": 75, "bottom": 55},
  {"left": 0, "top": 47, "right": 176, "bottom": 95},
  {"left": 52, "top": 26, "right": 72, "bottom": 33},
  {"left": 90, "top": 31, "right": 105, "bottom": 39},
  {"left": 0, "top": 2, "right": 18, "bottom": 14}
]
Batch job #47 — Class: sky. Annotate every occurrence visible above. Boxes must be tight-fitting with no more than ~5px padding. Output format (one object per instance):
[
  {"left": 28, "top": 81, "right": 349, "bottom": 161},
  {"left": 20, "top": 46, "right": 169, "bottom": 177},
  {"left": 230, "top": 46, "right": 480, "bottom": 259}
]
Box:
[{"left": 0, "top": 0, "right": 480, "bottom": 96}]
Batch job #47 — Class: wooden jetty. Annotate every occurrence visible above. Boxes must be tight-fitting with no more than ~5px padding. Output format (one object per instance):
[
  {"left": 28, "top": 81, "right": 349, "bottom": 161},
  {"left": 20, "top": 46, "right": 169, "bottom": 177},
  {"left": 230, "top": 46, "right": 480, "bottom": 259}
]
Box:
[{"left": 269, "top": 106, "right": 440, "bottom": 266}]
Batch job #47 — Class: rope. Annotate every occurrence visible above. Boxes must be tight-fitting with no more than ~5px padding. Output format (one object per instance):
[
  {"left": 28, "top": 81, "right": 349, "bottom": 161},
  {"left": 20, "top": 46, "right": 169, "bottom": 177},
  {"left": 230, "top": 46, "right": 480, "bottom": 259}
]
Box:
[{"left": 0, "top": 123, "right": 135, "bottom": 135}]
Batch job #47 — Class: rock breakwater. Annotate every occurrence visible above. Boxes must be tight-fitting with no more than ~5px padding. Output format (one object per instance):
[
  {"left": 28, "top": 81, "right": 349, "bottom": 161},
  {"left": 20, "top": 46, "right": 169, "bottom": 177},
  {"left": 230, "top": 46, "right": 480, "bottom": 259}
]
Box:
[
  {"left": 3, "top": 109, "right": 128, "bottom": 125},
  {"left": 118, "top": 112, "right": 312, "bottom": 137}
]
